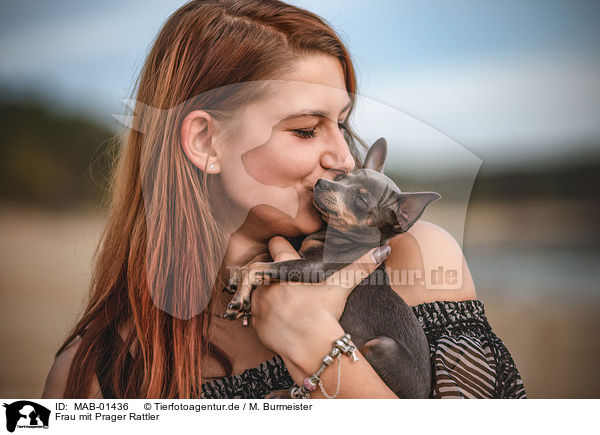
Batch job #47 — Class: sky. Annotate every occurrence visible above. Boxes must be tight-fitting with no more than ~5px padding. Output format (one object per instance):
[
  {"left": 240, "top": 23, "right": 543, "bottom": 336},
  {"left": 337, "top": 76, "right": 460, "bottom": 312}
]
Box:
[{"left": 1, "top": 0, "right": 599, "bottom": 173}]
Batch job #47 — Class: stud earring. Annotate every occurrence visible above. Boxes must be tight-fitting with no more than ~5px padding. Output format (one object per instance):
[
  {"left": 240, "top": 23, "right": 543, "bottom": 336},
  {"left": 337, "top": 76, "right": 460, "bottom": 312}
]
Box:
[{"left": 209, "top": 164, "right": 215, "bottom": 169}]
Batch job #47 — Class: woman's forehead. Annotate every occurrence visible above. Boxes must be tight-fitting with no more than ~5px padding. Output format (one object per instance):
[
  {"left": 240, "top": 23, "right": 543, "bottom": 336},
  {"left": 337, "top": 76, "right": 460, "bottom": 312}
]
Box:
[
  {"left": 243, "top": 80, "right": 352, "bottom": 123},
  {"left": 278, "top": 53, "right": 347, "bottom": 90}
]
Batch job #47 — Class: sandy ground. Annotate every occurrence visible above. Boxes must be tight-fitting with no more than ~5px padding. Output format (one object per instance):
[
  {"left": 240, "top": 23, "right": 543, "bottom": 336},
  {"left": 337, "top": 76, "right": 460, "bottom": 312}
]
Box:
[
  {"left": 0, "top": 205, "right": 104, "bottom": 397},
  {"left": 483, "top": 293, "right": 600, "bottom": 398},
  {"left": 1, "top": 202, "right": 598, "bottom": 398}
]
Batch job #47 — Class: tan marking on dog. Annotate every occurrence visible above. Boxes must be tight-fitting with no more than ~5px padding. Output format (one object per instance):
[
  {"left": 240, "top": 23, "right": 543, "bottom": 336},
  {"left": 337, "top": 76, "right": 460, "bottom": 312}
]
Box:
[
  {"left": 300, "top": 238, "right": 324, "bottom": 252},
  {"left": 330, "top": 198, "right": 360, "bottom": 232}
]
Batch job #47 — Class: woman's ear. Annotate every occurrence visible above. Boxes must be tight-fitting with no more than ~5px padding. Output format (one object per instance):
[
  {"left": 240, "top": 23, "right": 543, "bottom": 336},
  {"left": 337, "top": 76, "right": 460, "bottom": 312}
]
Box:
[{"left": 180, "top": 110, "right": 221, "bottom": 173}]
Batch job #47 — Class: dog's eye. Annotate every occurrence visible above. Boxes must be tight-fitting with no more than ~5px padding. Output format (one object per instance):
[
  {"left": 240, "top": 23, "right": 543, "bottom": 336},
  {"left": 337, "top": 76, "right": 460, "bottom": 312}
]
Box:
[
  {"left": 333, "top": 173, "right": 347, "bottom": 181},
  {"left": 356, "top": 195, "right": 368, "bottom": 207}
]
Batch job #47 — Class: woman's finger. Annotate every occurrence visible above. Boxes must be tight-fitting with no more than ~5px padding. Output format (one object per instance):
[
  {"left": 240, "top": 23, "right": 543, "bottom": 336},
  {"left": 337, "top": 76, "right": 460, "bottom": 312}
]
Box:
[
  {"left": 324, "top": 244, "right": 392, "bottom": 292},
  {"left": 268, "top": 236, "right": 301, "bottom": 262}
]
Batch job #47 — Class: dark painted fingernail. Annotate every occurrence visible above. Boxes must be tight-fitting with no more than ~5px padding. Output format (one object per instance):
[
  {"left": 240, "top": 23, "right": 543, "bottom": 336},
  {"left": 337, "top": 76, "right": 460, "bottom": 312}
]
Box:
[{"left": 372, "top": 245, "right": 391, "bottom": 263}]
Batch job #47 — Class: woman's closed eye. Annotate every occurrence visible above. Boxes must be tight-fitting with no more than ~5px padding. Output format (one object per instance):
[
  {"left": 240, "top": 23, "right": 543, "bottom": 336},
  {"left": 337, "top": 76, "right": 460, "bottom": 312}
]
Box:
[
  {"left": 292, "top": 122, "right": 346, "bottom": 140},
  {"left": 292, "top": 127, "right": 318, "bottom": 139}
]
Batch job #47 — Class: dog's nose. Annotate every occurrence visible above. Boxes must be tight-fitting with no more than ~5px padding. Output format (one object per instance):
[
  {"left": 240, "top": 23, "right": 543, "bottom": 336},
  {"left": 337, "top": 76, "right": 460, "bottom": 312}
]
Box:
[{"left": 315, "top": 179, "right": 324, "bottom": 190}]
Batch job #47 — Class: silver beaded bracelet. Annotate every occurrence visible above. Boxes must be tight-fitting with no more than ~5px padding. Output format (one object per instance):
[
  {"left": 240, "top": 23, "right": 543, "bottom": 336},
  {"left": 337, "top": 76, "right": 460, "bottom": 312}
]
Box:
[{"left": 289, "top": 333, "right": 359, "bottom": 399}]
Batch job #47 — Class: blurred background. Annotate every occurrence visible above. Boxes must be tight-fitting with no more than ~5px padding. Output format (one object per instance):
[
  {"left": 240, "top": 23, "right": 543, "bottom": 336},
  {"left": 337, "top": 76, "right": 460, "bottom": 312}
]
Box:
[{"left": 1, "top": 0, "right": 598, "bottom": 398}]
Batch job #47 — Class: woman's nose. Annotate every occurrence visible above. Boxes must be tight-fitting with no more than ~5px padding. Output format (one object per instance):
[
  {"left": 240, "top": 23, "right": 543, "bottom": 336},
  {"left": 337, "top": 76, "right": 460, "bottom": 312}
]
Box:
[{"left": 320, "top": 126, "right": 355, "bottom": 173}]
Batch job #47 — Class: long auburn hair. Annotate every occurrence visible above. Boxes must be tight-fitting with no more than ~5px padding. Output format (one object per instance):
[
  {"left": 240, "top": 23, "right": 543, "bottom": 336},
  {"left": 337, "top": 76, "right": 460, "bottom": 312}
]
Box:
[{"left": 57, "top": 0, "right": 366, "bottom": 398}]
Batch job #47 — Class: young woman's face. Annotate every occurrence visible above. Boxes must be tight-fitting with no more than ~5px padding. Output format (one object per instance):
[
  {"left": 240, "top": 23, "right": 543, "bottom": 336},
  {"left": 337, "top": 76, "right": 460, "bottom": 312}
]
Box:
[{"left": 215, "top": 54, "right": 356, "bottom": 238}]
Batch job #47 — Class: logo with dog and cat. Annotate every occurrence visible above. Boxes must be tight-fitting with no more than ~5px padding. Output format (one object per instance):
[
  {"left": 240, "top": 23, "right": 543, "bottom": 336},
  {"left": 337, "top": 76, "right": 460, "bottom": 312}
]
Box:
[{"left": 2, "top": 401, "right": 50, "bottom": 432}]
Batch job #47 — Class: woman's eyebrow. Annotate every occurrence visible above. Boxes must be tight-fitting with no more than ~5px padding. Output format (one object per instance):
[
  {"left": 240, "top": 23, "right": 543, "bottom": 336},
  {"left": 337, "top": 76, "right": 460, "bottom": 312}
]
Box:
[{"left": 280, "top": 99, "right": 352, "bottom": 122}]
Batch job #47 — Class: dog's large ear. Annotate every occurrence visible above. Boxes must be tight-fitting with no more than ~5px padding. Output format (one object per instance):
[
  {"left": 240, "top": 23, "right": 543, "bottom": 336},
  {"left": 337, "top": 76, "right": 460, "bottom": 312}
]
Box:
[
  {"left": 362, "top": 137, "right": 387, "bottom": 172},
  {"left": 393, "top": 192, "right": 441, "bottom": 233}
]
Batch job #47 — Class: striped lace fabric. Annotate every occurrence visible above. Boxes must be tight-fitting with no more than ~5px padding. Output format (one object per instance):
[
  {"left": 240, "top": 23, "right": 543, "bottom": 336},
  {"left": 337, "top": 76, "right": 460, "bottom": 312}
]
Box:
[
  {"left": 412, "top": 300, "right": 526, "bottom": 399},
  {"left": 200, "top": 299, "right": 526, "bottom": 399}
]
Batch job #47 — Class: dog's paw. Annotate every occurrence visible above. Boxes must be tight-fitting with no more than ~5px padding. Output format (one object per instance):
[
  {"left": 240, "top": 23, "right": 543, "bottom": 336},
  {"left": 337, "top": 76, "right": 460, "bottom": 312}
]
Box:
[
  {"left": 223, "top": 282, "right": 257, "bottom": 319},
  {"left": 223, "top": 262, "right": 272, "bottom": 321},
  {"left": 222, "top": 268, "right": 241, "bottom": 295}
]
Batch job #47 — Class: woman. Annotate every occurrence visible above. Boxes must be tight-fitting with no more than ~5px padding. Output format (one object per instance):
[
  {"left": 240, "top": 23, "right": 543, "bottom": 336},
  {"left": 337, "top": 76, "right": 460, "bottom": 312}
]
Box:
[{"left": 42, "top": 0, "right": 525, "bottom": 399}]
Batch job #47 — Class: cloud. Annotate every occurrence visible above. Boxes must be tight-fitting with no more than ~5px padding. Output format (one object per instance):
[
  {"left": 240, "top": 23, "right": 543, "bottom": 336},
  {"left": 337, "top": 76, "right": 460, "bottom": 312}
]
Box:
[{"left": 359, "top": 54, "right": 600, "bottom": 168}]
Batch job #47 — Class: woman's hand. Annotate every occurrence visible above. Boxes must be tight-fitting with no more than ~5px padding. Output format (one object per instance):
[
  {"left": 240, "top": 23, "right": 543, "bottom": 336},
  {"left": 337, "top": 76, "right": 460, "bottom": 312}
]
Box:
[{"left": 250, "top": 236, "right": 391, "bottom": 375}]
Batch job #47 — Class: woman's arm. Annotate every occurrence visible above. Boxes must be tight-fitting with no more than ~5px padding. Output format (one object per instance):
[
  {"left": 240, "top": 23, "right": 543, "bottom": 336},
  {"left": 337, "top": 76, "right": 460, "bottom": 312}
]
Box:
[
  {"left": 250, "top": 237, "right": 399, "bottom": 398},
  {"left": 279, "top": 313, "right": 398, "bottom": 398},
  {"left": 42, "top": 336, "right": 82, "bottom": 398},
  {"left": 42, "top": 336, "right": 104, "bottom": 399}
]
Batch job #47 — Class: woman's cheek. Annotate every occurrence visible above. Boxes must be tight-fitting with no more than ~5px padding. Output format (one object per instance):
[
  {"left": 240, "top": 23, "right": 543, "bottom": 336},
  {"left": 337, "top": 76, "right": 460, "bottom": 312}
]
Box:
[
  {"left": 240, "top": 140, "right": 317, "bottom": 188},
  {"left": 221, "top": 137, "right": 320, "bottom": 224}
]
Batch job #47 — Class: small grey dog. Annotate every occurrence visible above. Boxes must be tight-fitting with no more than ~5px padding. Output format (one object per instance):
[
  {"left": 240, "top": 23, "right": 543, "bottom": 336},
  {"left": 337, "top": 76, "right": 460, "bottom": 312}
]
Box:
[{"left": 225, "top": 138, "right": 439, "bottom": 398}]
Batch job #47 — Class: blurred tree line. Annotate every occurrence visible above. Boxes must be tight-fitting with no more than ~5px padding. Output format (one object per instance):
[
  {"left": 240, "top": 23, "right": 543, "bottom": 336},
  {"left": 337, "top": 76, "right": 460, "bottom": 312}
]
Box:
[
  {"left": 390, "top": 159, "right": 600, "bottom": 203},
  {"left": 0, "top": 101, "right": 115, "bottom": 207},
  {"left": 470, "top": 162, "right": 599, "bottom": 201},
  {"left": 0, "top": 99, "right": 598, "bottom": 208}
]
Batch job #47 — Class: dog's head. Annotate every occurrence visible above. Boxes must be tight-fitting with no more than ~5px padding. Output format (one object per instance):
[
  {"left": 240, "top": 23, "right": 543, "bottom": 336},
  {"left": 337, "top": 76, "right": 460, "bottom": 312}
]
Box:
[{"left": 312, "top": 138, "right": 440, "bottom": 238}]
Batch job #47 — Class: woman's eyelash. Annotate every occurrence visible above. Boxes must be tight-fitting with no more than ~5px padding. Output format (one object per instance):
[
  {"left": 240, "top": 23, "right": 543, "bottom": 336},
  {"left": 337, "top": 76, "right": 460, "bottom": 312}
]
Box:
[
  {"left": 292, "top": 123, "right": 346, "bottom": 140},
  {"left": 293, "top": 128, "right": 317, "bottom": 139}
]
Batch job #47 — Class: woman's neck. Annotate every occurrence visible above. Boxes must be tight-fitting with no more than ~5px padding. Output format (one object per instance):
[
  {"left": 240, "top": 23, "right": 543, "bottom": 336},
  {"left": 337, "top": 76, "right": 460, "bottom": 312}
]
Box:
[{"left": 203, "top": 225, "right": 280, "bottom": 377}]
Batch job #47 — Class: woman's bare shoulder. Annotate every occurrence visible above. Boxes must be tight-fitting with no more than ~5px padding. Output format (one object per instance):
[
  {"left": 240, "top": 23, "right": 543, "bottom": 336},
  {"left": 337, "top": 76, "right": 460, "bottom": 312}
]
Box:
[
  {"left": 41, "top": 335, "right": 103, "bottom": 399},
  {"left": 384, "top": 220, "right": 477, "bottom": 306}
]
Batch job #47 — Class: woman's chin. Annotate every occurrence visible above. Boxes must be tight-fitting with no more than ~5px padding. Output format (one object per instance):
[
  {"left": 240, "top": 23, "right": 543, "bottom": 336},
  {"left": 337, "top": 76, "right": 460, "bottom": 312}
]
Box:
[
  {"left": 298, "top": 206, "right": 326, "bottom": 234},
  {"left": 274, "top": 209, "right": 323, "bottom": 238},
  {"left": 243, "top": 202, "right": 323, "bottom": 237}
]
